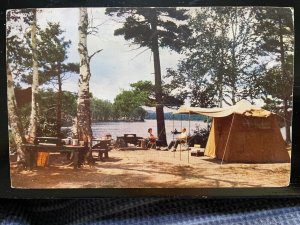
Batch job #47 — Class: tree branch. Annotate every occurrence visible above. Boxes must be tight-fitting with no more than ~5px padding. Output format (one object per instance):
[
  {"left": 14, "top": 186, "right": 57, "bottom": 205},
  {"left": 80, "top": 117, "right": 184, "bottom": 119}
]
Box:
[
  {"left": 130, "top": 47, "right": 150, "bottom": 61},
  {"left": 88, "top": 49, "right": 103, "bottom": 62}
]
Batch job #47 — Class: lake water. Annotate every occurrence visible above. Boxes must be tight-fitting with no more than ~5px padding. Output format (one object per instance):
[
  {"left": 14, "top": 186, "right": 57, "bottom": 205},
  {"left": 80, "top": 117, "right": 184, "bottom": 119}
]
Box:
[{"left": 92, "top": 119, "right": 208, "bottom": 142}]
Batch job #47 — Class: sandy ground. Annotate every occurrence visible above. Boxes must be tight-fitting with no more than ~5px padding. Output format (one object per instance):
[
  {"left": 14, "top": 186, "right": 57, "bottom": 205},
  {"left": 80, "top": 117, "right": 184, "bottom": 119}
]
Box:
[{"left": 10, "top": 149, "right": 291, "bottom": 188}]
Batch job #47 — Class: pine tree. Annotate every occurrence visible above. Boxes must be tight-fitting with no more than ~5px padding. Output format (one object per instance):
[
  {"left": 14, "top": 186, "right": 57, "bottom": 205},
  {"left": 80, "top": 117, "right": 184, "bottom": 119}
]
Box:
[
  {"left": 37, "top": 23, "right": 78, "bottom": 137},
  {"left": 105, "top": 7, "right": 189, "bottom": 145},
  {"left": 255, "top": 7, "right": 294, "bottom": 144}
]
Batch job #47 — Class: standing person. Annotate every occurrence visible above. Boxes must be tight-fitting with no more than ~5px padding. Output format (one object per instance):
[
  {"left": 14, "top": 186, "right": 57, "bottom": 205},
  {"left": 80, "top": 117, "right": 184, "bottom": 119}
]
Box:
[{"left": 165, "top": 128, "right": 188, "bottom": 152}]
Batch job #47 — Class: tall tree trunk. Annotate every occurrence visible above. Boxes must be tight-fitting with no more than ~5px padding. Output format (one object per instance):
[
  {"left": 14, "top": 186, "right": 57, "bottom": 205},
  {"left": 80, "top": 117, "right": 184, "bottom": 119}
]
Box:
[
  {"left": 218, "top": 30, "right": 225, "bottom": 108},
  {"left": 27, "top": 9, "right": 39, "bottom": 143},
  {"left": 56, "top": 64, "right": 62, "bottom": 138},
  {"left": 151, "top": 11, "right": 167, "bottom": 146},
  {"left": 283, "top": 99, "right": 291, "bottom": 144},
  {"left": 230, "top": 11, "right": 237, "bottom": 106},
  {"left": 278, "top": 13, "right": 291, "bottom": 144},
  {"left": 77, "top": 8, "right": 93, "bottom": 144},
  {"left": 7, "top": 64, "right": 26, "bottom": 163},
  {"left": 217, "top": 68, "right": 223, "bottom": 108}
]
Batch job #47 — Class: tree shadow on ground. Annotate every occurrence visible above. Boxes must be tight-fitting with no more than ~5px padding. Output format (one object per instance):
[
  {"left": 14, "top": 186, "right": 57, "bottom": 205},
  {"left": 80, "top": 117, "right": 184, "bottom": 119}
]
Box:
[
  {"left": 201, "top": 158, "right": 224, "bottom": 164},
  {"left": 94, "top": 157, "right": 122, "bottom": 163},
  {"left": 10, "top": 153, "right": 288, "bottom": 189}
]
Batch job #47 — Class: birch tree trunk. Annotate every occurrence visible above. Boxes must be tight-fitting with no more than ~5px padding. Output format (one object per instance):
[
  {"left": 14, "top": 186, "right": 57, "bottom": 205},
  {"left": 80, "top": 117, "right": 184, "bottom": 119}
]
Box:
[
  {"left": 278, "top": 16, "right": 291, "bottom": 144},
  {"left": 77, "top": 8, "right": 93, "bottom": 144},
  {"left": 27, "top": 9, "right": 39, "bottom": 143},
  {"left": 7, "top": 64, "right": 26, "bottom": 163}
]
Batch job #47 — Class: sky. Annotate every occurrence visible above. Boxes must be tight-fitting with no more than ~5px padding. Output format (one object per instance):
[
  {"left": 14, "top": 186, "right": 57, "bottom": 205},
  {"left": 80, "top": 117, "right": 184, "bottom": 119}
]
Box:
[{"left": 35, "top": 8, "right": 184, "bottom": 103}]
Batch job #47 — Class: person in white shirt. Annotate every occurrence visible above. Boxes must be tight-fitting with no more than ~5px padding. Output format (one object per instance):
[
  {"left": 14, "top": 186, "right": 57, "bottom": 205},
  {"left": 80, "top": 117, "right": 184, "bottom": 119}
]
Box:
[{"left": 166, "top": 128, "right": 188, "bottom": 152}]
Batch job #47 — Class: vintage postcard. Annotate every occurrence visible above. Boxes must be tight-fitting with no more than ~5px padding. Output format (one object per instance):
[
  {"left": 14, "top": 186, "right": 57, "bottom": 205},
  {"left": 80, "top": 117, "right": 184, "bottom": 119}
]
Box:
[{"left": 6, "top": 7, "right": 294, "bottom": 189}]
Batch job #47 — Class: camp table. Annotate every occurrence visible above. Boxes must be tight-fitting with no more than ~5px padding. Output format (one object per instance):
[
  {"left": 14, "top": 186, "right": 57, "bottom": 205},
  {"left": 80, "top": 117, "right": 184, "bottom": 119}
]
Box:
[{"left": 23, "top": 139, "right": 88, "bottom": 170}]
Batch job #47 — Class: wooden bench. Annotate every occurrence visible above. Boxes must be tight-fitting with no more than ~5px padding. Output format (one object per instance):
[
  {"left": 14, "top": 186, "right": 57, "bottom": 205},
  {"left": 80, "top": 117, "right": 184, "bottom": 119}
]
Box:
[{"left": 91, "top": 140, "right": 112, "bottom": 161}]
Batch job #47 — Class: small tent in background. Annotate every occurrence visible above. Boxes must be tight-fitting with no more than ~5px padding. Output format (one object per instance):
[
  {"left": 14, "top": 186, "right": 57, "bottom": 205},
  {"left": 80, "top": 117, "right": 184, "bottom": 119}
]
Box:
[{"left": 175, "top": 100, "right": 290, "bottom": 163}]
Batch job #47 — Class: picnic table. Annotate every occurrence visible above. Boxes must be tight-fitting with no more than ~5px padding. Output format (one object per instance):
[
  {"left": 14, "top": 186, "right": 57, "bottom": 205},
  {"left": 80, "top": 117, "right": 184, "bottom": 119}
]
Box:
[
  {"left": 116, "top": 134, "right": 144, "bottom": 147},
  {"left": 23, "top": 137, "right": 88, "bottom": 169}
]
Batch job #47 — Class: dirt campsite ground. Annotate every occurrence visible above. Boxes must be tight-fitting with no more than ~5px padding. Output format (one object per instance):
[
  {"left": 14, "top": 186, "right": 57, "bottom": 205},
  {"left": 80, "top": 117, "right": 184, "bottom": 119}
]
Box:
[{"left": 10, "top": 148, "right": 291, "bottom": 189}]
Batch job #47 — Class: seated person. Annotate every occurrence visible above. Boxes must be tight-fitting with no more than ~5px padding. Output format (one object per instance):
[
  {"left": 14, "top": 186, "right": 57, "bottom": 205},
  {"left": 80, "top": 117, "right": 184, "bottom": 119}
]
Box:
[
  {"left": 166, "top": 128, "right": 188, "bottom": 152},
  {"left": 146, "top": 128, "right": 156, "bottom": 148}
]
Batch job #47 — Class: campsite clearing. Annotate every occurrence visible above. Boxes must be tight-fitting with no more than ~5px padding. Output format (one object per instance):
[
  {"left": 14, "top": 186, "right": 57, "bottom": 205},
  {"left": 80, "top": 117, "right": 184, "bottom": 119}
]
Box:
[{"left": 10, "top": 148, "right": 290, "bottom": 188}]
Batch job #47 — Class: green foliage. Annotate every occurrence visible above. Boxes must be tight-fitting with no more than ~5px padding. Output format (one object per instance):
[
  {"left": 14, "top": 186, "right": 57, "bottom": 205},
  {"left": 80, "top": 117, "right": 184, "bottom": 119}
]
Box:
[
  {"left": 37, "top": 89, "right": 77, "bottom": 136},
  {"left": 130, "top": 80, "right": 154, "bottom": 106},
  {"left": 90, "top": 80, "right": 184, "bottom": 122},
  {"left": 260, "top": 55, "right": 293, "bottom": 120},
  {"left": 254, "top": 7, "right": 294, "bottom": 58},
  {"left": 7, "top": 12, "right": 79, "bottom": 85},
  {"left": 61, "top": 91, "right": 78, "bottom": 125},
  {"left": 166, "top": 7, "right": 260, "bottom": 107},
  {"left": 130, "top": 80, "right": 184, "bottom": 108},
  {"left": 91, "top": 98, "right": 113, "bottom": 121},
  {"left": 16, "top": 89, "right": 77, "bottom": 136},
  {"left": 254, "top": 7, "right": 294, "bottom": 104},
  {"left": 261, "top": 55, "right": 293, "bottom": 101},
  {"left": 105, "top": 8, "right": 190, "bottom": 52},
  {"left": 9, "top": 130, "right": 17, "bottom": 154},
  {"left": 113, "top": 90, "right": 147, "bottom": 120},
  {"left": 90, "top": 81, "right": 154, "bottom": 121},
  {"left": 7, "top": 12, "right": 79, "bottom": 137},
  {"left": 254, "top": 7, "right": 293, "bottom": 143},
  {"left": 6, "top": 10, "right": 34, "bottom": 83},
  {"left": 18, "top": 22, "right": 78, "bottom": 85}
]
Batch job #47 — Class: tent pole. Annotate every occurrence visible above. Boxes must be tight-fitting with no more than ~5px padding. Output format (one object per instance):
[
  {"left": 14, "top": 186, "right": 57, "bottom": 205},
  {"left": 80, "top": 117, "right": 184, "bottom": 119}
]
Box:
[
  {"left": 172, "top": 114, "right": 175, "bottom": 141},
  {"left": 173, "top": 114, "right": 175, "bottom": 158},
  {"left": 188, "top": 112, "right": 190, "bottom": 163},
  {"left": 188, "top": 113, "right": 191, "bottom": 136},
  {"left": 180, "top": 143, "right": 181, "bottom": 161},
  {"left": 181, "top": 114, "right": 183, "bottom": 130},
  {"left": 221, "top": 114, "right": 235, "bottom": 165},
  {"left": 180, "top": 114, "right": 182, "bottom": 161}
]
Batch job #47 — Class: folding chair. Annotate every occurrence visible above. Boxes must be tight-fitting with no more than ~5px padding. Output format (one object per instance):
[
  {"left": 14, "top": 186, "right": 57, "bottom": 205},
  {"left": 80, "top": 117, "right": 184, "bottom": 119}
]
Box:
[
  {"left": 179, "top": 136, "right": 191, "bottom": 151},
  {"left": 147, "top": 139, "right": 156, "bottom": 149}
]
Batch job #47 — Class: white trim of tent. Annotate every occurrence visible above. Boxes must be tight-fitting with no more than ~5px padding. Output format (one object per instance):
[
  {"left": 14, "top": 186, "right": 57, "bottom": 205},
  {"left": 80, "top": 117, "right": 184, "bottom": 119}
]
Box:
[{"left": 173, "top": 99, "right": 271, "bottom": 118}]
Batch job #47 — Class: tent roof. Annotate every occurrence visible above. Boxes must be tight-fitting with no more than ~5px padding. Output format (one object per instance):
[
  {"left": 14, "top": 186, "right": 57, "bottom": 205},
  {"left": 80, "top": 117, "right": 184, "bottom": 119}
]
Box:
[{"left": 173, "top": 100, "right": 272, "bottom": 118}]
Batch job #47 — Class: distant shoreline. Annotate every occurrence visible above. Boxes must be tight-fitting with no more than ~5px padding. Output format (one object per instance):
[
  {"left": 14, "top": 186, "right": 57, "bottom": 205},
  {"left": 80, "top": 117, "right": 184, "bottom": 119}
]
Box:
[
  {"left": 91, "top": 118, "right": 205, "bottom": 123},
  {"left": 62, "top": 119, "right": 206, "bottom": 127}
]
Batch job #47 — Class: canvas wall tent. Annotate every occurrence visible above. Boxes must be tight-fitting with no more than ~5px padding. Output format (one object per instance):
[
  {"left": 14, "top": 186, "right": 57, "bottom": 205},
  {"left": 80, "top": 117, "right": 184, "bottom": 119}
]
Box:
[{"left": 174, "top": 100, "right": 290, "bottom": 163}]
